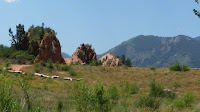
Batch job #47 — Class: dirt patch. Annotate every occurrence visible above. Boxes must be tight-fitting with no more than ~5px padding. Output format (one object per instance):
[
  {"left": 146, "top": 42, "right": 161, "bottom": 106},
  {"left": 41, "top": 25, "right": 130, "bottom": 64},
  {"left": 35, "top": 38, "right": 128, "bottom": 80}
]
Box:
[{"left": 10, "top": 64, "right": 32, "bottom": 71}]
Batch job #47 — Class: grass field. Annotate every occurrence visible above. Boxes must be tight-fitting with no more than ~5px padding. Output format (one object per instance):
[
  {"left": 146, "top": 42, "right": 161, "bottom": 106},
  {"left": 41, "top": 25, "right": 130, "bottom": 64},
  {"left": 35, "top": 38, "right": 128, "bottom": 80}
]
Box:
[{"left": 0, "top": 59, "right": 200, "bottom": 112}]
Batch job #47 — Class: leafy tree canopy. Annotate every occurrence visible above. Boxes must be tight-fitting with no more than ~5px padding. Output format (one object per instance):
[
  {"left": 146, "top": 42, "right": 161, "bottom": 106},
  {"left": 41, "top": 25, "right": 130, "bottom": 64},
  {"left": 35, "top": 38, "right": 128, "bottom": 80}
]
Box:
[{"left": 194, "top": 0, "right": 200, "bottom": 18}]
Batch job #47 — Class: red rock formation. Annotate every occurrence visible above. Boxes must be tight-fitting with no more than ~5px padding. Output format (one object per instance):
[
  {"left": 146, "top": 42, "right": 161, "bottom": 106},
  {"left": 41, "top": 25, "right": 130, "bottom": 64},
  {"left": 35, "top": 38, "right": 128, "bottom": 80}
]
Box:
[
  {"left": 70, "top": 43, "right": 97, "bottom": 64},
  {"left": 34, "top": 32, "right": 65, "bottom": 64},
  {"left": 99, "top": 53, "right": 123, "bottom": 66}
]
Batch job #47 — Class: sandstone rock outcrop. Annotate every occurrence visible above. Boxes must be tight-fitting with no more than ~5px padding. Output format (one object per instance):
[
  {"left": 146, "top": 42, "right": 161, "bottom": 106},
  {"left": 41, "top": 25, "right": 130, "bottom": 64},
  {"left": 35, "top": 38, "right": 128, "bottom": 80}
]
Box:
[
  {"left": 70, "top": 43, "right": 97, "bottom": 64},
  {"left": 34, "top": 32, "right": 65, "bottom": 64},
  {"left": 99, "top": 53, "right": 123, "bottom": 66}
]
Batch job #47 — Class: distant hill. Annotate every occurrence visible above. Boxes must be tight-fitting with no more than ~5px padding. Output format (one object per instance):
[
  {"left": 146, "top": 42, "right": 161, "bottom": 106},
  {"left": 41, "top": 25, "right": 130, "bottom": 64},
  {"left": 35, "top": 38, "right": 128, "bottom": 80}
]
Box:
[
  {"left": 61, "top": 52, "right": 71, "bottom": 58},
  {"left": 195, "top": 36, "right": 200, "bottom": 40},
  {"left": 99, "top": 35, "right": 200, "bottom": 68}
]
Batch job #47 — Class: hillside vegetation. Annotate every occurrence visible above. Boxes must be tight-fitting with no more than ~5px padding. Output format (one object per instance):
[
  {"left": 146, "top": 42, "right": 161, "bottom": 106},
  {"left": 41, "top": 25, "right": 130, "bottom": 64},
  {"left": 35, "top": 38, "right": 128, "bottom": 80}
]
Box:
[{"left": 99, "top": 35, "right": 200, "bottom": 68}]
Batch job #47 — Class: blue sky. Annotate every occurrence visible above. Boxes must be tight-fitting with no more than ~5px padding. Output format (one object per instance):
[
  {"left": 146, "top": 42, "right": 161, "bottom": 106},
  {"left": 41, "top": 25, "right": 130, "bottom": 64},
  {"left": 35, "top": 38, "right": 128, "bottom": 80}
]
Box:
[{"left": 0, "top": 0, "right": 200, "bottom": 55}]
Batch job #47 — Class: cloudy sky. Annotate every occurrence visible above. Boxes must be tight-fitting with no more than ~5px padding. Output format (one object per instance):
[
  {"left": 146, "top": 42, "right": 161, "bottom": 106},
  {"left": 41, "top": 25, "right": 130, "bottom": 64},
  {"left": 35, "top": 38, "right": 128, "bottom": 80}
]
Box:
[{"left": 0, "top": 0, "right": 200, "bottom": 55}]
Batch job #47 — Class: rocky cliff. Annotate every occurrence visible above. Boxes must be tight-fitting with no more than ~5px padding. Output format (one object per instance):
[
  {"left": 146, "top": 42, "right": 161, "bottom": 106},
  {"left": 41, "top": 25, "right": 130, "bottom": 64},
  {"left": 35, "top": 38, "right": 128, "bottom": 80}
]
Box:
[
  {"left": 99, "top": 53, "right": 123, "bottom": 66},
  {"left": 70, "top": 43, "right": 97, "bottom": 64},
  {"left": 34, "top": 32, "right": 65, "bottom": 64}
]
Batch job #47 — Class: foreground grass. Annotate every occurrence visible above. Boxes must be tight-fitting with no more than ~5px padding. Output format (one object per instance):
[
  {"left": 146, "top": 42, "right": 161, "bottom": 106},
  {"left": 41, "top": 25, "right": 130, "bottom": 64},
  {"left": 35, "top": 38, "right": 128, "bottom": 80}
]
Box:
[{"left": 1, "top": 60, "right": 200, "bottom": 111}]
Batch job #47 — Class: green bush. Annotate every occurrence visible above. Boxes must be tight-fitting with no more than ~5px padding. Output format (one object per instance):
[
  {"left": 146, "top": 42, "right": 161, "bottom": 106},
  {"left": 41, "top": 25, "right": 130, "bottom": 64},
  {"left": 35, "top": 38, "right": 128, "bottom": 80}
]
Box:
[
  {"left": 55, "top": 62, "right": 61, "bottom": 70},
  {"left": 47, "top": 59, "right": 54, "bottom": 70},
  {"left": 164, "top": 90, "right": 176, "bottom": 99},
  {"left": 169, "top": 63, "right": 190, "bottom": 71},
  {"left": 0, "top": 45, "right": 16, "bottom": 58},
  {"left": 72, "top": 82, "right": 112, "bottom": 112},
  {"left": 10, "top": 50, "right": 34, "bottom": 64},
  {"left": 72, "top": 81, "right": 95, "bottom": 111},
  {"left": 120, "top": 81, "right": 139, "bottom": 95},
  {"left": 89, "top": 60, "right": 102, "bottom": 66},
  {"left": 174, "top": 91, "right": 195, "bottom": 109},
  {"left": 94, "top": 84, "right": 109, "bottom": 112},
  {"left": 134, "top": 96, "right": 160, "bottom": 110},
  {"left": 182, "top": 65, "right": 190, "bottom": 71},
  {"left": 40, "top": 61, "right": 46, "bottom": 67},
  {"left": 149, "top": 81, "right": 164, "bottom": 97},
  {"left": 61, "top": 65, "right": 71, "bottom": 71},
  {"left": 69, "top": 70, "right": 77, "bottom": 76},
  {"left": 149, "top": 81, "right": 176, "bottom": 99},
  {"left": 35, "top": 66, "right": 41, "bottom": 73},
  {"left": 149, "top": 66, "right": 156, "bottom": 70}
]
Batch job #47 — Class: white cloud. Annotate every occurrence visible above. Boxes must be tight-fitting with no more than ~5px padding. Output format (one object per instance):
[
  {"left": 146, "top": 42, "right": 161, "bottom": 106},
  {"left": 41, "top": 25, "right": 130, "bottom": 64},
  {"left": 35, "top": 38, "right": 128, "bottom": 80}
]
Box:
[{"left": 4, "top": 0, "right": 17, "bottom": 3}]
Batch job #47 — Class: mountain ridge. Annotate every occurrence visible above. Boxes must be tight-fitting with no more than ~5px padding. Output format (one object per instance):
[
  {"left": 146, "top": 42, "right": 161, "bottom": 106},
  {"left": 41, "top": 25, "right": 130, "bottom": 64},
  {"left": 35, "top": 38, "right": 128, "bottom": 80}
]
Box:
[
  {"left": 98, "top": 35, "right": 200, "bottom": 68},
  {"left": 61, "top": 52, "right": 71, "bottom": 58}
]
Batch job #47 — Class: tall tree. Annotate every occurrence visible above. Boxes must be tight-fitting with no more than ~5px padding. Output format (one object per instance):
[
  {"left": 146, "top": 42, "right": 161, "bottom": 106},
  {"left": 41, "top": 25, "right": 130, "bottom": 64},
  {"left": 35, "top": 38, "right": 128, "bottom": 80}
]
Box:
[
  {"left": 29, "top": 40, "right": 39, "bottom": 56},
  {"left": 40, "top": 23, "right": 45, "bottom": 40},
  {"left": 121, "top": 55, "right": 126, "bottom": 64},
  {"left": 125, "top": 58, "right": 132, "bottom": 67},
  {"left": 9, "top": 24, "right": 29, "bottom": 50},
  {"left": 194, "top": 0, "right": 200, "bottom": 17}
]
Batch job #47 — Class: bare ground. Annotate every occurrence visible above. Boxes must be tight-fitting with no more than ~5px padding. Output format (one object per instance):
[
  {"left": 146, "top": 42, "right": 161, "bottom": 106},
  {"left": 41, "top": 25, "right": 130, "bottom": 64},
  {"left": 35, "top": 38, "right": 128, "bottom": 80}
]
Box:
[{"left": 10, "top": 64, "right": 32, "bottom": 71}]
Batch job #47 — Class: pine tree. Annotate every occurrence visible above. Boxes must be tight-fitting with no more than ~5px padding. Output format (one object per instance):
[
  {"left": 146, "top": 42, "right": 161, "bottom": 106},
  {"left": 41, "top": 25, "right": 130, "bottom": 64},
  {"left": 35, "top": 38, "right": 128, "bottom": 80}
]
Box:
[{"left": 9, "top": 24, "right": 29, "bottom": 50}]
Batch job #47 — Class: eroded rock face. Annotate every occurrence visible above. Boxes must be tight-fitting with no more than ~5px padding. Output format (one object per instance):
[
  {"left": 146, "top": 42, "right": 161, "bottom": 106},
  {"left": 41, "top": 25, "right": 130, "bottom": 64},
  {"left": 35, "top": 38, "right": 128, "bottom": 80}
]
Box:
[
  {"left": 99, "top": 53, "right": 123, "bottom": 66},
  {"left": 70, "top": 43, "right": 97, "bottom": 64},
  {"left": 34, "top": 32, "right": 65, "bottom": 64}
]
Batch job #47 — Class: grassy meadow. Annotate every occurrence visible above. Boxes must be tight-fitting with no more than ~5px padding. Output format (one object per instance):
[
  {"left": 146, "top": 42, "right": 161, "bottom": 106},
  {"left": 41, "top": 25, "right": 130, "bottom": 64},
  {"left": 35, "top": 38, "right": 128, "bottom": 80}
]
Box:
[{"left": 0, "top": 59, "right": 200, "bottom": 112}]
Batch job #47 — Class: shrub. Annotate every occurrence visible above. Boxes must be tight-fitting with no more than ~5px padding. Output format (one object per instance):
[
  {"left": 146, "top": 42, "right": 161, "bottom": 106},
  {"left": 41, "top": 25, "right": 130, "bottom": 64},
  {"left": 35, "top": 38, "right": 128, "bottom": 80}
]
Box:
[
  {"left": 61, "top": 65, "right": 71, "bottom": 71},
  {"left": 149, "top": 81, "right": 164, "bottom": 97},
  {"left": 164, "top": 90, "right": 176, "bottom": 99},
  {"left": 72, "top": 82, "right": 111, "bottom": 112},
  {"left": 134, "top": 96, "right": 160, "bottom": 110},
  {"left": 174, "top": 91, "right": 195, "bottom": 109},
  {"left": 40, "top": 61, "right": 46, "bottom": 67},
  {"left": 89, "top": 60, "right": 102, "bottom": 66},
  {"left": 169, "top": 63, "right": 190, "bottom": 71},
  {"left": 182, "top": 65, "right": 190, "bottom": 71},
  {"left": 47, "top": 59, "right": 54, "bottom": 70},
  {"left": 16, "top": 55, "right": 26, "bottom": 64},
  {"left": 0, "top": 45, "right": 16, "bottom": 58},
  {"left": 69, "top": 70, "right": 77, "bottom": 76},
  {"left": 55, "top": 62, "right": 61, "bottom": 70},
  {"left": 72, "top": 81, "right": 95, "bottom": 111},
  {"left": 10, "top": 50, "right": 34, "bottom": 64},
  {"left": 121, "top": 81, "right": 139, "bottom": 95},
  {"left": 149, "top": 66, "right": 156, "bottom": 70},
  {"left": 149, "top": 81, "right": 176, "bottom": 99},
  {"left": 94, "top": 84, "right": 109, "bottom": 112},
  {"left": 169, "top": 63, "right": 182, "bottom": 71},
  {"left": 107, "top": 86, "right": 119, "bottom": 102},
  {"left": 35, "top": 67, "right": 41, "bottom": 73}
]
